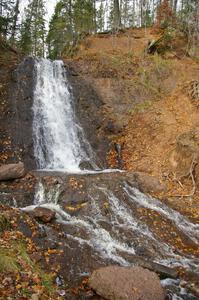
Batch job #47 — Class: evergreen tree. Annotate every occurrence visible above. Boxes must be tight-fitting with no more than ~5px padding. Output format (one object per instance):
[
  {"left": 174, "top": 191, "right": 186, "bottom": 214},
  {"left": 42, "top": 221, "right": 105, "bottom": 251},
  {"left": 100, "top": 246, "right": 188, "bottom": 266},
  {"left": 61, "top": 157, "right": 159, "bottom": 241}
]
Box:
[
  {"left": 19, "top": 8, "right": 33, "bottom": 55},
  {"left": 46, "top": 0, "right": 73, "bottom": 59},
  {"left": 0, "top": 0, "right": 15, "bottom": 38},
  {"left": 47, "top": 0, "right": 96, "bottom": 59},
  {"left": 73, "top": 0, "right": 95, "bottom": 34},
  {"left": 19, "top": 0, "right": 46, "bottom": 57}
]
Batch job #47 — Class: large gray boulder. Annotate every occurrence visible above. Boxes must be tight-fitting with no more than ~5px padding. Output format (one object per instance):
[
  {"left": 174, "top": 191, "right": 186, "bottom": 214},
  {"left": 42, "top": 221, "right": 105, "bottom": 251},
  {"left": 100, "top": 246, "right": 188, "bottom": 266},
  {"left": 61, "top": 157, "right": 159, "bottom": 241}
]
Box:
[
  {"left": 89, "top": 266, "right": 166, "bottom": 300},
  {"left": 0, "top": 162, "right": 26, "bottom": 181}
]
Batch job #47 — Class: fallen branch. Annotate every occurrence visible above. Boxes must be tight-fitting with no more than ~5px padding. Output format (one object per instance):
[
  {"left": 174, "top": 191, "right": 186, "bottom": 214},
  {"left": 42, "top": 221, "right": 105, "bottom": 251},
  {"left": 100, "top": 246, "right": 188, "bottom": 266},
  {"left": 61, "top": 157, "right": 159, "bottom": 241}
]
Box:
[{"left": 119, "top": 254, "right": 178, "bottom": 279}]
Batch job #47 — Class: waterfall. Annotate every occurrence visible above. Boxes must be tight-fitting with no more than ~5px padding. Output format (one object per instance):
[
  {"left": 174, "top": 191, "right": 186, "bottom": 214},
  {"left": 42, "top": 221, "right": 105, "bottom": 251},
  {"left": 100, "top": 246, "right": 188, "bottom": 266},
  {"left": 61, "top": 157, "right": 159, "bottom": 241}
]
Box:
[
  {"left": 29, "top": 59, "right": 198, "bottom": 300},
  {"left": 32, "top": 59, "right": 95, "bottom": 172}
]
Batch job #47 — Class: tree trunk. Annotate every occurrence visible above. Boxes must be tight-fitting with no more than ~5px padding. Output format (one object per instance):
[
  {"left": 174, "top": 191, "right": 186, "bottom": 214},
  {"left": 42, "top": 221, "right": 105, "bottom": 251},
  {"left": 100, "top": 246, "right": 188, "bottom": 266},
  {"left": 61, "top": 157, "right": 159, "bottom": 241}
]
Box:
[
  {"left": 10, "top": 0, "right": 20, "bottom": 44},
  {"left": 174, "top": 0, "right": 178, "bottom": 12},
  {"left": 93, "top": 0, "right": 97, "bottom": 33},
  {"left": 140, "top": 0, "right": 142, "bottom": 27},
  {"left": 113, "top": 0, "right": 121, "bottom": 30},
  {"left": 0, "top": 0, "right": 3, "bottom": 16},
  {"left": 33, "top": 0, "right": 39, "bottom": 57},
  {"left": 0, "top": 162, "right": 26, "bottom": 181}
]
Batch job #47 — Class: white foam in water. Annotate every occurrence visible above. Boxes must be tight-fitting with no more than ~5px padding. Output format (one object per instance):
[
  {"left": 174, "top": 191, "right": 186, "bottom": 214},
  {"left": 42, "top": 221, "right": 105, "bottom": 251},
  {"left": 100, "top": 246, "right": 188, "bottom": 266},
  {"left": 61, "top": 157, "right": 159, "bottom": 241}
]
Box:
[
  {"left": 101, "top": 188, "right": 165, "bottom": 243},
  {"left": 24, "top": 182, "right": 199, "bottom": 270},
  {"left": 24, "top": 202, "right": 133, "bottom": 265},
  {"left": 125, "top": 184, "right": 199, "bottom": 245},
  {"left": 24, "top": 183, "right": 197, "bottom": 271},
  {"left": 29, "top": 58, "right": 199, "bottom": 299},
  {"left": 22, "top": 181, "right": 199, "bottom": 300},
  {"left": 33, "top": 59, "right": 95, "bottom": 172},
  {"left": 34, "top": 181, "right": 61, "bottom": 205},
  {"left": 161, "top": 279, "right": 197, "bottom": 300}
]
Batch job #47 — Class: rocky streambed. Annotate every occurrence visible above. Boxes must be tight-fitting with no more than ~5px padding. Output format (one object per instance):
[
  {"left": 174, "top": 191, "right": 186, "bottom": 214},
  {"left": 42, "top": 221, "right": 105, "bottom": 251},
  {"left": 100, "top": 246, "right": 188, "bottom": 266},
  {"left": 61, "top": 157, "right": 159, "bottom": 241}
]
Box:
[
  {"left": 1, "top": 55, "right": 199, "bottom": 299},
  {"left": 0, "top": 169, "right": 199, "bottom": 299}
]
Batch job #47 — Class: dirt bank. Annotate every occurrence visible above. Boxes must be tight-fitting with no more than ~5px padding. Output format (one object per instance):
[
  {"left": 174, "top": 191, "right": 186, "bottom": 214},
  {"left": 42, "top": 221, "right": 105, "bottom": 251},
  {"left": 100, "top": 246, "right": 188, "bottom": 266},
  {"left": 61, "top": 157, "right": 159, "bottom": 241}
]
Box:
[{"left": 64, "top": 27, "right": 199, "bottom": 222}]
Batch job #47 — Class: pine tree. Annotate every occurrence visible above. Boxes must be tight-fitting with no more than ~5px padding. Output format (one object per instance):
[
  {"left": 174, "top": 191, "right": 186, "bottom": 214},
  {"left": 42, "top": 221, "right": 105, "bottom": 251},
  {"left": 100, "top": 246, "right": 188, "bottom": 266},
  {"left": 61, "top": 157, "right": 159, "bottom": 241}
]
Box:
[
  {"left": 19, "top": 8, "right": 33, "bottom": 55},
  {"left": 0, "top": 0, "right": 15, "bottom": 38},
  {"left": 73, "top": 0, "right": 95, "bottom": 34},
  {"left": 46, "top": 0, "right": 73, "bottom": 59},
  {"left": 47, "top": 0, "right": 96, "bottom": 59},
  {"left": 19, "top": 0, "right": 46, "bottom": 57}
]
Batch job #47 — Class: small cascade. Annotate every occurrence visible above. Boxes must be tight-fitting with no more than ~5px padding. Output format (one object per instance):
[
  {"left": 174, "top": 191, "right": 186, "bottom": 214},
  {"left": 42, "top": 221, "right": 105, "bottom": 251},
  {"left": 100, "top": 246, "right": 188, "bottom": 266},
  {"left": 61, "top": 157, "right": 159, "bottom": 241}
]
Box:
[
  {"left": 32, "top": 59, "right": 96, "bottom": 172},
  {"left": 24, "top": 180, "right": 199, "bottom": 276},
  {"left": 125, "top": 184, "right": 199, "bottom": 245},
  {"left": 29, "top": 58, "right": 199, "bottom": 299}
]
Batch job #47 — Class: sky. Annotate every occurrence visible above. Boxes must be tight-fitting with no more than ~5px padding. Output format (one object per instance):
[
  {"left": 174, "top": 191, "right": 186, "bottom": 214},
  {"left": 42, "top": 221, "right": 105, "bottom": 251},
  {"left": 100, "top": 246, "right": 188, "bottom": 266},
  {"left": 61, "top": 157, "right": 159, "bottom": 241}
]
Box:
[{"left": 19, "top": 0, "right": 58, "bottom": 20}]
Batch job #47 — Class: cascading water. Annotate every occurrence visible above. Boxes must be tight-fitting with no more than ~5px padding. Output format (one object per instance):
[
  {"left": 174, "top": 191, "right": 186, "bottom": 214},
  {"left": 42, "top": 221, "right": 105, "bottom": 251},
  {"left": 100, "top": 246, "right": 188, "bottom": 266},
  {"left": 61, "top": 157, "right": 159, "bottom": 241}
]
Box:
[
  {"left": 32, "top": 59, "right": 96, "bottom": 171},
  {"left": 29, "top": 58, "right": 199, "bottom": 299},
  {"left": 23, "top": 179, "right": 199, "bottom": 300}
]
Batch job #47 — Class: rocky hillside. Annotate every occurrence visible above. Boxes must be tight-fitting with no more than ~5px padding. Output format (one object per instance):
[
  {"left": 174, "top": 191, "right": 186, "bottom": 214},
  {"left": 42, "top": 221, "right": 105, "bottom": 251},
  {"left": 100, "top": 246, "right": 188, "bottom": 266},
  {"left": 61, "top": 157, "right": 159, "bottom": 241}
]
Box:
[
  {"left": 0, "top": 40, "right": 22, "bottom": 165},
  {"left": 64, "top": 27, "right": 199, "bottom": 222},
  {"left": 1, "top": 28, "right": 199, "bottom": 299}
]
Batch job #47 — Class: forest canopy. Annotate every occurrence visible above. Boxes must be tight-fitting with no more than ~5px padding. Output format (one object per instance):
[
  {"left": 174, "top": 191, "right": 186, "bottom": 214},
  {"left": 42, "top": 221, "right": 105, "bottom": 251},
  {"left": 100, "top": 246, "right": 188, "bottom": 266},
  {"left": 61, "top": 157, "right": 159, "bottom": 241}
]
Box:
[{"left": 0, "top": 0, "right": 199, "bottom": 59}]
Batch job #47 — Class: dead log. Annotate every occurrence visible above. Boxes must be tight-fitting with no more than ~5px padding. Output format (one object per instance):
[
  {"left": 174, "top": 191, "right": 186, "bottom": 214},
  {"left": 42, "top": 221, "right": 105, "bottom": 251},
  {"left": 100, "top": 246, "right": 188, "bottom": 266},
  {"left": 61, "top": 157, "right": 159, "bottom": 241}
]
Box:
[
  {"left": 0, "top": 162, "right": 26, "bottom": 181},
  {"left": 120, "top": 253, "right": 178, "bottom": 279}
]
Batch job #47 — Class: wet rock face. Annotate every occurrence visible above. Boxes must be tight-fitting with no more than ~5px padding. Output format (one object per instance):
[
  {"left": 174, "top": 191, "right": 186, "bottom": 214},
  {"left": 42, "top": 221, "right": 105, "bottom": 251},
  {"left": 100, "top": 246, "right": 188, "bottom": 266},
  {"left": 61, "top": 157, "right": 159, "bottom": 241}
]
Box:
[
  {"left": 66, "top": 64, "right": 110, "bottom": 169},
  {"left": 9, "top": 57, "right": 36, "bottom": 170},
  {"left": 1, "top": 171, "right": 199, "bottom": 299},
  {"left": 89, "top": 266, "right": 166, "bottom": 300},
  {"left": 0, "top": 173, "right": 36, "bottom": 207},
  {"left": 79, "top": 160, "right": 94, "bottom": 170},
  {"left": 2, "top": 57, "right": 111, "bottom": 171}
]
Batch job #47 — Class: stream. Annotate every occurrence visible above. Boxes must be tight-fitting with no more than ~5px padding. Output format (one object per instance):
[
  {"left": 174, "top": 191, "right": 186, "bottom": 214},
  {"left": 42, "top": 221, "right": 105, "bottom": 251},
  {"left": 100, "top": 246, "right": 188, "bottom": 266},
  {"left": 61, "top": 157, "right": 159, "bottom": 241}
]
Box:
[{"left": 23, "top": 59, "right": 199, "bottom": 299}]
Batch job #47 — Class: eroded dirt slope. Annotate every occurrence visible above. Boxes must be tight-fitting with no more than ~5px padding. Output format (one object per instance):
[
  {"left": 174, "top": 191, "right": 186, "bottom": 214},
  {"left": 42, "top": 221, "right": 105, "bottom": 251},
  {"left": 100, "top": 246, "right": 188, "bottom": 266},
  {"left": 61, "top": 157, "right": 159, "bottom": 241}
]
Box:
[{"left": 65, "top": 27, "right": 199, "bottom": 221}]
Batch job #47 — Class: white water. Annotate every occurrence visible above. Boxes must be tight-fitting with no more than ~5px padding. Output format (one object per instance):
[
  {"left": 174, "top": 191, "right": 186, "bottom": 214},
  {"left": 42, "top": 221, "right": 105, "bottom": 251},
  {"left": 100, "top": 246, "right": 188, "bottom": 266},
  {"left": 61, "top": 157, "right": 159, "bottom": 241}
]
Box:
[
  {"left": 125, "top": 184, "right": 199, "bottom": 245},
  {"left": 161, "top": 279, "right": 196, "bottom": 300},
  {"left": 33, "top": 59, "right": 95, "bottom": 172},
  {"left": 23, "top": 182, "right": 199, "bottom": 277},
  {"left": 30, "top": 58, "right": 199, "bottom": 299}
]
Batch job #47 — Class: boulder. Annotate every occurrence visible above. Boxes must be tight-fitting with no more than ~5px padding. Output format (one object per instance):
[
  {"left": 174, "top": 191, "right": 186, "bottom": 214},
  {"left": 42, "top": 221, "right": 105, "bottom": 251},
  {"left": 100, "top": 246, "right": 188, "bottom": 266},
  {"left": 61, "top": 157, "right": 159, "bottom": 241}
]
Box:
[
  {"left": 89, "top": 266, "right": 165, "bottom": 300},
  {"left": 0, "top": 162, "right": 26, "bottom": 181},
  {"left": 127, "top": 172, "right": 167, "bottom": 194},
  {"left": 33, "top": 207, "right": 56, "bottom": 223}
]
